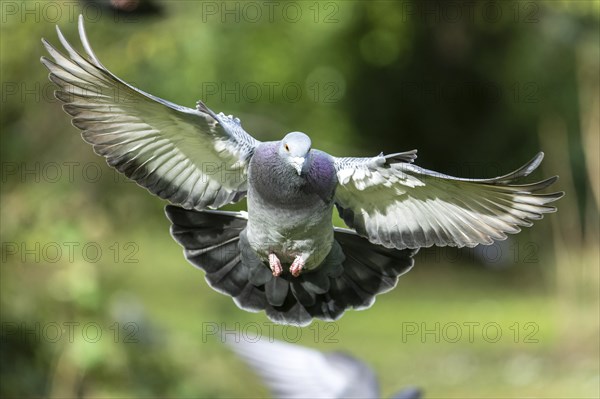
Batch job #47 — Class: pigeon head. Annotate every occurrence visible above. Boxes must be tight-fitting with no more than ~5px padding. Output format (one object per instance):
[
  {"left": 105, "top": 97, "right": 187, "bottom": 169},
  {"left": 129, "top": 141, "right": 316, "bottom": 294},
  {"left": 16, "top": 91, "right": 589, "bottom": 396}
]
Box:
[{"left": 279, "top": 132, "right": 312, "bottom": 175}]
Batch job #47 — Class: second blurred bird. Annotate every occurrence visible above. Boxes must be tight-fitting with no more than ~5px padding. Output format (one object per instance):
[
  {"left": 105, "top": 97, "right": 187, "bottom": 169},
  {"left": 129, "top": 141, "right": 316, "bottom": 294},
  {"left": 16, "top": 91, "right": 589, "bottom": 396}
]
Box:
[{"left": 224, "top": 333, "right": 423, "bottom": 399}]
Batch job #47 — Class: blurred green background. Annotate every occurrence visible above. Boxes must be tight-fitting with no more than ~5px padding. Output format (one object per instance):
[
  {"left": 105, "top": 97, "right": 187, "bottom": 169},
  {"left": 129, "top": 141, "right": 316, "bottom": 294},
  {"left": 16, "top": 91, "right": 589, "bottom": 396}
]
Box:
[{"left": 1, "top": 0, "right": 599, "bottom": 397}]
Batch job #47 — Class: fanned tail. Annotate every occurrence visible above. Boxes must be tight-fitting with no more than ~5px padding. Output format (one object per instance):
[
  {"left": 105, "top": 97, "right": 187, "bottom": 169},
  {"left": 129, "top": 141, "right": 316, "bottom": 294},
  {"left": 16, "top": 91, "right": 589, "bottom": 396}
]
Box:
[{"left": 166, "top": 206, "right": 418, "bottom": 326}]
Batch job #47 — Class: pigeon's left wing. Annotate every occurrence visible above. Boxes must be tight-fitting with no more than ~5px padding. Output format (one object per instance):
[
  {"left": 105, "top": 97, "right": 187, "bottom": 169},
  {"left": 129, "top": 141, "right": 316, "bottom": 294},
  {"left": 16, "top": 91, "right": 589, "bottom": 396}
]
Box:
[
  {"left": 40, "top": 15, "right": 259, "bottom": 210},
  {"left": 224, "top": 335, "right": 379, "bottom": 399},
  {"left": 333, "top": 151, "right": 563, "bottom": 250}
]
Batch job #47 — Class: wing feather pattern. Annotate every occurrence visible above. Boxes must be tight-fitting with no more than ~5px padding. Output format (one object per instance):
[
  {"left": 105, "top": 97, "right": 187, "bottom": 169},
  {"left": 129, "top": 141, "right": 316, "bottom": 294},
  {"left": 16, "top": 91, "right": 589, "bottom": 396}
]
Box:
[
  {"left": 334, "top": 152, "right": 563, "bottom": 249},
  {"left": 41, "top": 15, "right": 259, "bottom": 210}
]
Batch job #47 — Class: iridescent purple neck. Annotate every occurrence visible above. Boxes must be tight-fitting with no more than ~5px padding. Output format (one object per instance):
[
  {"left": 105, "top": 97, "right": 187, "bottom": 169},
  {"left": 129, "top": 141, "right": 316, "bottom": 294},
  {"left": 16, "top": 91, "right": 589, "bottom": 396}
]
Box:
[{"left": 248, "top": 144, "right": 337, "bottom": 206}]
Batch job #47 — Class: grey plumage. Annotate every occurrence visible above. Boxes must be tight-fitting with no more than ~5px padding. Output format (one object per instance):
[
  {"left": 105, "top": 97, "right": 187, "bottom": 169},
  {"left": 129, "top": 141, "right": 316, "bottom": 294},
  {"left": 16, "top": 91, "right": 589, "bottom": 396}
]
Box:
[
  {"left": 333, "top": 151, "right": 562, "bottom": 249},
  {"left": 223, "top": 333, "right": 423, "bottom": 399},
  {"left": 41, "top": 16, "right": 563, "bottom": 326},
  {"left": 166, "top": 206, "right": 415, "bottom": 326},
  {"left": 40, "top": 16, "right": 258, "bottom": 210}
]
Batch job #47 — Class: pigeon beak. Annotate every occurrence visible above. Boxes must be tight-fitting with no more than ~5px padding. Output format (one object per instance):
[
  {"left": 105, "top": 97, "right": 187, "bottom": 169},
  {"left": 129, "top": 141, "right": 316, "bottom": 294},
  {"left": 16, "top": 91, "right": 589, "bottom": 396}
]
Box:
[{"left": 290, "top": 157, "right": 305, "bottom": 175}]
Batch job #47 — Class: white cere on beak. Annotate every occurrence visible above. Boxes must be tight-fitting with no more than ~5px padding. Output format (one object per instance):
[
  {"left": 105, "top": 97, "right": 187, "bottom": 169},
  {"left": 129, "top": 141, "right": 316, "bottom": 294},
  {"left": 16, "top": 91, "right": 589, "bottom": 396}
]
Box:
[{"left": 290, "top": 156, "right": 305, "bottom": 175}]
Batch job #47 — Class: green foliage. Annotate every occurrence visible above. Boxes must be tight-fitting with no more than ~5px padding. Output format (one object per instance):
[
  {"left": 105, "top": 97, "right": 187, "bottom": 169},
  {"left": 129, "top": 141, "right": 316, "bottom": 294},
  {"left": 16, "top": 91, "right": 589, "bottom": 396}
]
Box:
[{"left": 1, "top": 1, "right": 598, "bottom": 397}]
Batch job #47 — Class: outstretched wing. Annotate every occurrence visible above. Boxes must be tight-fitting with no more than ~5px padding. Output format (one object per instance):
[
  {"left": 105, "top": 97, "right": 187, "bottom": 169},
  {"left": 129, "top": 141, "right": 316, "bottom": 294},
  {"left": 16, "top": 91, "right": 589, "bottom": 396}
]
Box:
[
  {"left": 333, "top": 151, "right": 563, "bottom": 249},
  {"left": 224, "top": 334, "right": 380, "bottom": 399},
  {"left": 40, "top": 15, "right": 260, "bottom": 210}
]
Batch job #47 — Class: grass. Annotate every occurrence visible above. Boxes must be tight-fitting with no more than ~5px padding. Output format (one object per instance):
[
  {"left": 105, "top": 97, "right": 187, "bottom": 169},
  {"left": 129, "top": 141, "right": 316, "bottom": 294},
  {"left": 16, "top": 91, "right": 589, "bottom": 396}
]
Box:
[{"left": 4, "top": 223, "right": 593, "bottom": 398}]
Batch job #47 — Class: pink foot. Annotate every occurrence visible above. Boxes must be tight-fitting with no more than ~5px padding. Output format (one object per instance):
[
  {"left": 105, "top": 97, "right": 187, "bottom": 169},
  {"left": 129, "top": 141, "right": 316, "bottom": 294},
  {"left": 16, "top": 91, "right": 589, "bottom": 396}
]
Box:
[
  {"left": 289, "top": 256, "right": 304, "bottom": 277},
  {"left": 269, "top": 252, "right": 282, "bottom": 277}
]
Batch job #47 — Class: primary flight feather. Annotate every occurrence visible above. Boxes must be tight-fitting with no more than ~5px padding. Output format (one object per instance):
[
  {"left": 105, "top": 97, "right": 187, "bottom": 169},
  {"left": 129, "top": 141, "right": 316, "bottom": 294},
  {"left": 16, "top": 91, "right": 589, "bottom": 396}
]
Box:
[{"left": 41, "top": 16, "right": 563, "bottom": 326}]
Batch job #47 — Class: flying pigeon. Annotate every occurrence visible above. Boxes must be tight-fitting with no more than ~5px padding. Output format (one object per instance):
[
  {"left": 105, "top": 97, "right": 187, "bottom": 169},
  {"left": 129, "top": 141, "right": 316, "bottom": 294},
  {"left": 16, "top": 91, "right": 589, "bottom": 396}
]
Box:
[
  {"left": 41, "top": 16, "right": 563, "bottom": 326},
  {"left": 224, "top": 332, "right": 423, "bottom": 399}
]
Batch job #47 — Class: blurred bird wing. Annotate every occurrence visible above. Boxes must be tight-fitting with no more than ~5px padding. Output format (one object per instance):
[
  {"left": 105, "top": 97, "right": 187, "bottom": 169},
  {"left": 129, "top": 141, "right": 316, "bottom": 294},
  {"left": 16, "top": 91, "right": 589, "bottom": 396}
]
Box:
[
  {"left": 333, "top": 152, "right": 564, "bottom": 249},
  {"left": 225, "top": 335, "right": 376, "bottom": 399},
  {"left": 40, "top": 15, "right": 260, "bottom": 210}
]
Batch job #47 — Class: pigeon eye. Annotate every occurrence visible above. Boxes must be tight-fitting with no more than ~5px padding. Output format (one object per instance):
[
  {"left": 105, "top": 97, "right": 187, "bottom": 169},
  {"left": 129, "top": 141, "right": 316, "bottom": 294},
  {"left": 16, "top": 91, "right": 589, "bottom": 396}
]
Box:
[{"left": 284, "top": 144, "right": 290, "bottom": 152}]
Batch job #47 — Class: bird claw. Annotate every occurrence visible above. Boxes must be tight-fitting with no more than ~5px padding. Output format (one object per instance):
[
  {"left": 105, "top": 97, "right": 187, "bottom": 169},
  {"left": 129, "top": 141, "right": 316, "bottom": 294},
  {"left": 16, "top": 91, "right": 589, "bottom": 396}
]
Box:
[
  {"left": 290, "top": 256, "right": 304, "bottom": 277},
  {"left": 269, "top": 253, "right": 282, "bottom": 277}
]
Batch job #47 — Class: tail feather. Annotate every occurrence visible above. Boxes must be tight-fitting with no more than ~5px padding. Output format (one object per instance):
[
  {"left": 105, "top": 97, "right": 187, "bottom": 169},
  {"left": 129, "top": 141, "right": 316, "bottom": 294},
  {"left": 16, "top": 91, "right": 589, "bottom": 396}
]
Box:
[
  {"left": 265, "top": 300, "right": 312, "bottom": 326},
  {"left": 165, "top": 206, "right": 418, "bottom": 326},
  {"left": 232, "top": 284, "right": 266, "bottom": 312},
  {"left": 205, "top": 255, "right": 247, "bottom": 296},
  {"left": 290, "top": 281, "right": 317, "bottom": 307},
  {"left": 265, "top": 276, "right": 289, "bottom": 307},
  {"left": 335, "top": 230, "right": 417, "bottom": 293},
  {"left": 300, "top": 271, "right": 330, "bottom": 294},
  {"left": 306, "top": 293, "right": 346, "bottom": 321},
  {"left": 168, "top": 207, "right": 249, "bottom": 295},
  {"left": 248, "top": 263, "right": 272, "bottom": 286}
]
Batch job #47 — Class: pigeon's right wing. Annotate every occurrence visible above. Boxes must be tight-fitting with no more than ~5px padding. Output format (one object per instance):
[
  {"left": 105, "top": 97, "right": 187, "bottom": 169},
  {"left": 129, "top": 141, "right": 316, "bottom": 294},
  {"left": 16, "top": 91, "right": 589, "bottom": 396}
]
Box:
[
  {"left": 333, "top": 151, "right": 563, "bottom": 249},
  {"left": 41, "top": 15, "right": 259, "bottom": 210},
  {"left": 225, "top": 335, "right": 379, "bottom": 399}
]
